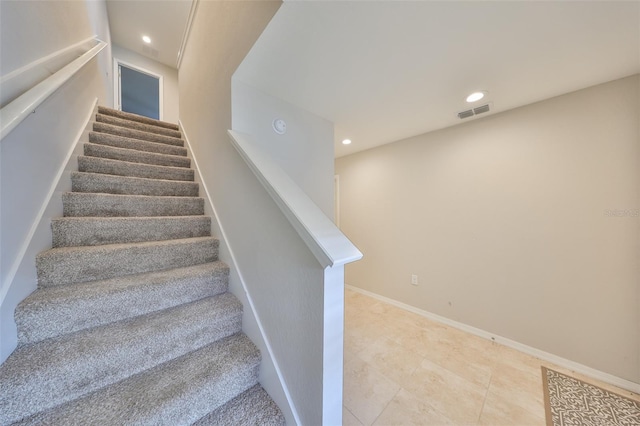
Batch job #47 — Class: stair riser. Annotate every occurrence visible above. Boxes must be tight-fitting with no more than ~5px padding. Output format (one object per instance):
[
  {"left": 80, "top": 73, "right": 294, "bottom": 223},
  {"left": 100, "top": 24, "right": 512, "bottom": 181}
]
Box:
[
  {"left": 0, "top": 296, "right": 243, "bottom": 424},
  {"left": 93, "top": 122, "right": 184, "bottom": 147},
  {"left": 71, "top": 172, "right": 199, "bottom": 197},
  {"left": 97, "top": 106, "right": 179, "bottom": 131},
  {"left": 21, "top": 365, "right": 260, "bottom": 426},
  {"left": 78, "top": 156, "right": 194, "bottom": 182},
  {"left": 18, "top": 263, "right": 230, "bottom": 346},
  {"left": 84, "top": 143, "right": 191, "bottom": 168},
  {"left": 62, "top": 193, "right": 204, "bottom": 217},
  {"left": 37, "top": 238, "right": 218, "bottom": 287},
  {"left": 152, "top": 364, "right": 260, "bottom": 426},
  {"left": 52, "top": 216, "right": 211, "bottom": 247},
  {"left": 13, "top": 335, "right": 260, "bottom": 425},
  {"left": 193, "top": 385, "right": 286, "bottom": 426},
  {"left": 89, "top": 132, "right": 187, "bottom": 156},
  {"left": 96, "top": 114, "right": 182, "bottom": 138}
]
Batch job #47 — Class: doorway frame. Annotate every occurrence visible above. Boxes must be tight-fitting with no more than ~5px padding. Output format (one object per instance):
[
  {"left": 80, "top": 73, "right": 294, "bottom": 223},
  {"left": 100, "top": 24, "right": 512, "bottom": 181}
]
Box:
[
  {"left": 334, "top": 174, "right": 340, "bottom": 228},
  {"left": 112, "top": 57, "right": 164, "bottom": 121}
]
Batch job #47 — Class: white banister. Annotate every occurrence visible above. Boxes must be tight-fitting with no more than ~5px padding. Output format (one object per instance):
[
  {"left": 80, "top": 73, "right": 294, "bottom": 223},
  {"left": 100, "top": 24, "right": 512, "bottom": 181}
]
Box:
[
  {"left": 228, "top": 129, "right": 363, "bottom": 269},
  {"left": 0, "top": 38, "right": 107, "bottom": 140}
]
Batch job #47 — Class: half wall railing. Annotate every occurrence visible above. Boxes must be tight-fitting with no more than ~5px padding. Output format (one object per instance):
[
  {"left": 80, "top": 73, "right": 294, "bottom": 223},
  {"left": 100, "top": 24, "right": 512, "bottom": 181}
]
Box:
[
  {"left": 228, "top": 129, "right": 362, "bottom": 425},
  {"left": 228, "top": 130, "right": 362, "bottom": 268}
]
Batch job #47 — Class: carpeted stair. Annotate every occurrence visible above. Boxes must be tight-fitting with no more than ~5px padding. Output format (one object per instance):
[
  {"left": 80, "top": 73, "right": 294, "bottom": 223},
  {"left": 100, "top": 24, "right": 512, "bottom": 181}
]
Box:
[{"left": 0, "top": 106, "right": 285, "bottom": 425}]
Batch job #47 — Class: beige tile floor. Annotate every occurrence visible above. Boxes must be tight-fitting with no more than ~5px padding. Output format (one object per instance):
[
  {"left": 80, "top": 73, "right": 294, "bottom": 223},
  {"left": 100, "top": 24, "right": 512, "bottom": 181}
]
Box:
[{"left": 342, "top": 289, "right": 640, "bottom": 426}]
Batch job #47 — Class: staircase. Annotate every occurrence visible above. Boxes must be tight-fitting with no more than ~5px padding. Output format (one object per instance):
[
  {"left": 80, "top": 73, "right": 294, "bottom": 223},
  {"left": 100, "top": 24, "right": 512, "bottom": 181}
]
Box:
[{"left": 0, "top": 107, "right": 285, "bottom": 425}]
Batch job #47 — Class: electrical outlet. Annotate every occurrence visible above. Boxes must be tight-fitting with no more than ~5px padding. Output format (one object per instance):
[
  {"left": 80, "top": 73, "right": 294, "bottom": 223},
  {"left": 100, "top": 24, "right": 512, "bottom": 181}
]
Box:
[{"left": 411, "top": 274, "right": 418, "bottom": 286}]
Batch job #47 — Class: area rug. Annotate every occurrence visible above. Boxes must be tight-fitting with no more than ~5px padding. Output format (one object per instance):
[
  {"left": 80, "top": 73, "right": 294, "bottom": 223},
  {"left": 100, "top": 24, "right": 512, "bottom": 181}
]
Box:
[{"left": 542, "top": 366, "right": 640, "bottom": 426}]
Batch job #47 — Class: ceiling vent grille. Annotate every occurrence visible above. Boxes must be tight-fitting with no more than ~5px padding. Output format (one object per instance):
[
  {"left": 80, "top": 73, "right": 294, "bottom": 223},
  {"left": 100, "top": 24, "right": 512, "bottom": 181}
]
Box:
[
  {"left": 458, "top": 109, "right": 474, "bottom": 119},
  {"left": 458, "top": 103, "right": 491, "bottom": 119},
  {"left": 473, "top": 104, "right": 490, "bottom": 115}
]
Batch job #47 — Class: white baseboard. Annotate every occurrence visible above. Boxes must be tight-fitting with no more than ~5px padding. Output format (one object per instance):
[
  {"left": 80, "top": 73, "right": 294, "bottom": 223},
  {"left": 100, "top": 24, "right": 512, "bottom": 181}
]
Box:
[
  {"left": 346, "top": 284, "right": 640, "bottom": 395},
  {"left": 179, "top": 121, "right": 301, "bottom": 425}
]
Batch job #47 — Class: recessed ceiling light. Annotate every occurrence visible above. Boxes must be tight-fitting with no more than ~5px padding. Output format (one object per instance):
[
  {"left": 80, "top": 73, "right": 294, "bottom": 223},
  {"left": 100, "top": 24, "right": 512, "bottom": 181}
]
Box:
[
  {"left": 342, "top": 139, "right": 352, "bottom": 145},
  {"left": 466, "top": 92, "right": 485, "bottom": 103},
  {"left": 142, "top": 35, "right": 151, "bottom": 44}
]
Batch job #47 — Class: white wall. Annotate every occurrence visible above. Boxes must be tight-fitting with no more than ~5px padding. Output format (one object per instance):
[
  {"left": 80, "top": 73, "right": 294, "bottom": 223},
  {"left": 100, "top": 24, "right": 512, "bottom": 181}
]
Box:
[
  {"left": 86, "top": 0, "right": 113, "bottom": 104},
  {"left": 112, "top": 45, "right": 179, "bottom": 123},
  {"left": 181, "top": 1, "right": 348, "bottom": 423},
  {"left": 232, "top": 79, "right": 334, "bottom": 216},
  {"left": 0, "top": 0, "right": 112, "bottom": 363},
  {"left": 0, "top": 1, "right": 93, "bottom": 76},
  {"left": 336, "top": 75, "right": 640, "bottom": 384},
  {"left": 178, "top": 1, "right": 299, "bottom": 423}
]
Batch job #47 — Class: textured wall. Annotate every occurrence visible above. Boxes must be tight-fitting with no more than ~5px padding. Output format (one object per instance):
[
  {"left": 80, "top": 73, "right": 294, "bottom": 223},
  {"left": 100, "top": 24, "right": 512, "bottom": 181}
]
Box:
[{"left": 336, "top": 75, "right": 640, "bottom": 384}]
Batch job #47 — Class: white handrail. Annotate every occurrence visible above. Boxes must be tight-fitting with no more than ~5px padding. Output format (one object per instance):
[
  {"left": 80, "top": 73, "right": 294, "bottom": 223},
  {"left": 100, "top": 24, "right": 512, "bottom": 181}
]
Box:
[
  {"left": 228, "top": 130, "right": 363, "bottom": 269},
  {"left": 0, "top": 38, "right": 107, "bottom": 140}
]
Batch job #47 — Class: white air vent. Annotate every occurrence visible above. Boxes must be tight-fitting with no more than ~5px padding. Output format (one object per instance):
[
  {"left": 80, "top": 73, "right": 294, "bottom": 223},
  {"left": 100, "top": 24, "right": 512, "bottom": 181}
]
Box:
[
  {"left": 473, "top": 104, "right": 490, "bottom": 115},
  {"left": 458, "top": 103, "right": 491, "bottom": 119},
  {"left": 458, "top": 109, "right": 474, "bottom": 119}
]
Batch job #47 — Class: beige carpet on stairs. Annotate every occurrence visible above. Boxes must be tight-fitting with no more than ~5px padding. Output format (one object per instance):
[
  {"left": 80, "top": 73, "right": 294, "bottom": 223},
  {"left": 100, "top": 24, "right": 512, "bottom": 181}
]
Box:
[{"left": 0, "top": 106, "right": 285, "bottom": 425}]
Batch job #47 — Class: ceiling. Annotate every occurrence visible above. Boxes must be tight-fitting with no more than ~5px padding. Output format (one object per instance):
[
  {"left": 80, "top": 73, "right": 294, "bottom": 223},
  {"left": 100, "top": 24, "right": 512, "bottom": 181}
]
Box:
[
  {"left": 234, "top": 1, "right": 640, "bottom": 157},
  {"left": 106, "top": 0, "right": 192, "bottom": 69},
  {"left": 105, "top": 1, "right": 640, "bottom": 157}
]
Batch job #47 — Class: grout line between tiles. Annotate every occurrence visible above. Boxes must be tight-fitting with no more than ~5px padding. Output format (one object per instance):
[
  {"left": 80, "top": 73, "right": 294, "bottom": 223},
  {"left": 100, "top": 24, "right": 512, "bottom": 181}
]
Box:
[
  {"left": 477, "top": 371, "right": 494, "bottom": 424},
  {"left": 345, "top": 288, "right": 570, "bottom": 425},
  {"left": 344, "top": 405, "right": 365, "bottom": 426},
  {"left": 369, "top": 387, "right": 401, "bottom": 426}
]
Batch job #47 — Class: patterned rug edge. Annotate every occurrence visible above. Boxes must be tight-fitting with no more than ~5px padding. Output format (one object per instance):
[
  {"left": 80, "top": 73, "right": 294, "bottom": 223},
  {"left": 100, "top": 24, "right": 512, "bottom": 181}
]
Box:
[
  {"left": 541, "top": 365, "right": 640, "bottom": 426},
  {"left": 541, "top": 366, "right": 553, "bottom": 426}
]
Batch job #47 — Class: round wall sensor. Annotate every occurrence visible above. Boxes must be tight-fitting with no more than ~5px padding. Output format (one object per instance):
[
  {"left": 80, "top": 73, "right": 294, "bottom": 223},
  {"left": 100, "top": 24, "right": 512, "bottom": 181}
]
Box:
[{"left": 272, "top": 118, "right": 287, "bottom": 135}]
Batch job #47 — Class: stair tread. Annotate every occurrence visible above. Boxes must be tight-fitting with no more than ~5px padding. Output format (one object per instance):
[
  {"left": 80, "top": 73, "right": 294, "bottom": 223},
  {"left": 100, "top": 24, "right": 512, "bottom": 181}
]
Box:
[
  {"left": 96, "top": 113, "right": 182, "bottom": 138},
  {"left": 98, "top": 106, "right": 179, "bottom": 131},
  {"left": 93, "top": 121, "right": 184, "bottom": 147},
  {"left": 63, "top": 191, "right": 203, "bottom": 200},
  {"left": 78, "top": 155, "right": 194, "bottom": 181},
  {"left": 0, "top": 295, "right": 245, "bottom": 425},
  {"left": 62, "top": 191, "right": 204, "bottom": 217},
  {"left": 17, "top": 261, "right": 229, "bottom": 346},
  {"left": 39, "top": 235, "right": 216, "bottom": 256},
  {"left": 72, "top": 171, "right": 195, "bottom": 186},
  {"left": 194, "top": 384, "right": 285, "bottom": 426},
  {"left": 52, "top": 215, "right": 211, "bottom": 224},
  {"left": 71, "top": 171, "right": 199, "bottom": 197},
  {"left": 36, "top": 236, "right": 218, "bottom": 287},
  {"left": 84, "top": 143, "right": 191, "bottom": 168},
  {"left": 52, "top": 215, "right": 211, "bottom": 247},
  {"left": 89, "top": 132, "right": 187, "bottom": 156}
]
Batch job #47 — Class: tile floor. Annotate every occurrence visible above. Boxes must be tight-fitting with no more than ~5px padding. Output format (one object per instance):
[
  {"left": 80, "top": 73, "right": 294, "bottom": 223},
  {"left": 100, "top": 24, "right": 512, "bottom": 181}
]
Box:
[{"left": 342, "top": 289, "right": 640, "bottom": 426}]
